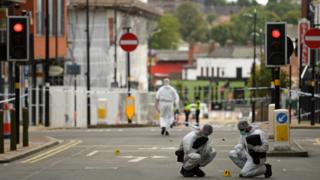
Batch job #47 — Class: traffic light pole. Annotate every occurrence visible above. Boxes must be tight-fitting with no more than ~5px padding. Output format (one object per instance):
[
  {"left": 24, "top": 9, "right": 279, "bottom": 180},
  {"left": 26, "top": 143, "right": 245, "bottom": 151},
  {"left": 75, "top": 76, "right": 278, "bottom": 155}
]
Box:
[
  {"left": 44, "top": 0, "right": 50, "bottom": 127},
  {"left": 252, "top": 10, "right": 257, "bottom": 122},
  {"left": 86, "top": 0, "right": 91, "bottom": 127},
  {"left": 310, "top": 49, "right": 315, "bottom": 125},
  {"left": 15, "top": 63, "right": 20, "bottom": 144},
  {"left": 274, "top": 67, "right": 280, "bottom": 109}
]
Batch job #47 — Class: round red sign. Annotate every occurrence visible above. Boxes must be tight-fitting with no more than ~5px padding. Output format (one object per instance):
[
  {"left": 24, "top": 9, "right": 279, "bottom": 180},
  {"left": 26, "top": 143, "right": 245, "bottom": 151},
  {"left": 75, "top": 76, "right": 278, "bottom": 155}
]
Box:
[
  {"left": 304, "top": 28, "right": 320, "bottom": 49},
  {"left": 119, "top": 33, "right": 139, "bottom": 52}
]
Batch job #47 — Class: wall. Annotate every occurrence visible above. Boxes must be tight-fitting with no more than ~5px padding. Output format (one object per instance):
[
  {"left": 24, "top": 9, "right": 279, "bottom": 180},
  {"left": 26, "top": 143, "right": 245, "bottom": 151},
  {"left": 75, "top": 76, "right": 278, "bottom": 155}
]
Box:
[
  {"left": 49, "top": 86, "right": 157, "bottom": 128},
  {"left": 197, "top": 58, "right": 256, "bottom": 78}
]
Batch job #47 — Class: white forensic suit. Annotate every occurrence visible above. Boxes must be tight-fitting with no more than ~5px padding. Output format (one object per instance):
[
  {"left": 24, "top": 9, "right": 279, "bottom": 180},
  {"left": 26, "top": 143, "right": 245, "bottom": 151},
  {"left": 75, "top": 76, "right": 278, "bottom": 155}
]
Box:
[
  {"left": 156, "top": 85, "right": 179, "bottom": 131},
  {"left": 229, "top": 126, "right": 269, "bottom": 177},
  {"left": 181, "top": 129, "right": 216, "bottom": 170}
]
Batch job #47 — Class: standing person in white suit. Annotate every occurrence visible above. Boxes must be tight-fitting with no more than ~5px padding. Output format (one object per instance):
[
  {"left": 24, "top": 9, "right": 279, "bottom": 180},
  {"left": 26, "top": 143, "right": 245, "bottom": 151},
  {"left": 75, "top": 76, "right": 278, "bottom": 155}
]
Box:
[
  {"left": 229, "top": 120, "right": 272, "bottom": 178},
  {"left": 155, "top": 78, "right": 179, "bottom": 136}
]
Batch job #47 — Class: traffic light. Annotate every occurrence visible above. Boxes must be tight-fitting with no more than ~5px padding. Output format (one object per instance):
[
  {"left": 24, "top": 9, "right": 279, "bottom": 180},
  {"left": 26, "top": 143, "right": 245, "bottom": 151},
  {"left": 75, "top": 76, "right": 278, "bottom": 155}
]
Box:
[
  {"left": 7, "top": 16, "right": 29, "bottom": 61},
  {"left": 265, "top": 22, "right": 287, "bottom": 67}
]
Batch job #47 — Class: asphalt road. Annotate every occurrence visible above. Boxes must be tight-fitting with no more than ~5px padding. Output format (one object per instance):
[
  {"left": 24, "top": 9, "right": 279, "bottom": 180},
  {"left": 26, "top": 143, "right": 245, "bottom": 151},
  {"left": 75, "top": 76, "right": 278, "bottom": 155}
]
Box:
[{"left": 0, "top": 125, "right": 320, "bottom": 180}]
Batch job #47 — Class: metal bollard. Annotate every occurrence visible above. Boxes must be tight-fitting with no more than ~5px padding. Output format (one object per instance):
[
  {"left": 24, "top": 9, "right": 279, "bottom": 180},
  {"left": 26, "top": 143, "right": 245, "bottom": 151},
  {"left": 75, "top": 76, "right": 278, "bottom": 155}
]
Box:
[
  {"left": 23, "top": 108, "right": 29, "bottom": 147},
  {"left": 10, "top": 109, "right": 17, "bottom": 151},
  {"left": 0, "top": 110, "right": 4, "bottom": 153}
]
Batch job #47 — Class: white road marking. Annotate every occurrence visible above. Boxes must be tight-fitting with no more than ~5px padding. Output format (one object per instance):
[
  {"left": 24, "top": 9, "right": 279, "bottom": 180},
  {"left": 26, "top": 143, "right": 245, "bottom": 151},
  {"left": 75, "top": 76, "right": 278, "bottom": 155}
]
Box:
[
  {"left": 150, "top": 155, "right": 168, "bottom": 159},
  {"left": 85, "top": 166, "right": 118, "bottom": 170},
  {"left": 128, "top": 157, "right": 147, "bottom": 162},
  {"left": 118, "top": 129, "right": 123, "bottom": 132},
  {"left": 312, "top": 138, "right": 320, "bottom": 145},
  {"left": 120, "top": 156, "right": 134, "bottom": 158},
  {"left": 86, "top": 150, "right": 99, "bottom": 157}
]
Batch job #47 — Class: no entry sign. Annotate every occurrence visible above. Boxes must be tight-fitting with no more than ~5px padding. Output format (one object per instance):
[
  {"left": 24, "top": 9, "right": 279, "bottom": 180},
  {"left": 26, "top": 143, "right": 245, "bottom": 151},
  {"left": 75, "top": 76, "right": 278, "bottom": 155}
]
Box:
[
  {"left": 304, "top": 28, "right": 320, "bottom": 49},
  {"left": 119, "top": 33, "right": 138, "bottom": 52}
]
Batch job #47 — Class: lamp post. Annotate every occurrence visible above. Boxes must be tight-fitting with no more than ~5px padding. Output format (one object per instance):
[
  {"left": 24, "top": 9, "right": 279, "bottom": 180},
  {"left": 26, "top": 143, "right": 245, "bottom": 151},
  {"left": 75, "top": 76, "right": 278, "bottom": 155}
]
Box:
[{"left": 244, "top": 9, "right": 257, "bottom": 122}]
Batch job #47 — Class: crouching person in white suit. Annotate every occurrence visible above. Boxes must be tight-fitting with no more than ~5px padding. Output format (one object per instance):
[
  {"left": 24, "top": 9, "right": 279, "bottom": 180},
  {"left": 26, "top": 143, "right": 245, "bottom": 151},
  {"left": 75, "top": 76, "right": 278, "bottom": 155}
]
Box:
[
  {"left": 229, "top": 120, "right": 272, "bottom": 178},
  {"left": 176, "top": 124, "right": 216, "bottom": 177}
]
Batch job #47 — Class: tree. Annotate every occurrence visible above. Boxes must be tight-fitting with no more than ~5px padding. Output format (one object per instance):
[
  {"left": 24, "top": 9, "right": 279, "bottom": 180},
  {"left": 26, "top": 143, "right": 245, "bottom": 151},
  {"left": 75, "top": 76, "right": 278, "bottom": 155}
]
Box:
[
  {"left": 150, "top": 14, "right": 181, "bottom": 49},
  {"left": 211, "top": 22, "right": 232, "bottom": 45},
  {"left": 229, "top": 6, "right": 280, "bottom": 45},
  {"left": 175, "top": 2, "right": 208, "bottom": 43},
  {"left": 237, "top": 0, "right": 258, "bottom": 6},
  {"left": 266, "top": 0, "right": 300, "bottom": 18},
  {"left": 206, "top": 13, "right": 217, "bottom": 24},
  {"left": 249, "top": 55, "right": 289, "bottom": 97},
  {"left": 282, "top": 10, "right": 300, "bottom": 25},
  {"left": 204, "top": 0, "right": 227, "bottom": 6}
]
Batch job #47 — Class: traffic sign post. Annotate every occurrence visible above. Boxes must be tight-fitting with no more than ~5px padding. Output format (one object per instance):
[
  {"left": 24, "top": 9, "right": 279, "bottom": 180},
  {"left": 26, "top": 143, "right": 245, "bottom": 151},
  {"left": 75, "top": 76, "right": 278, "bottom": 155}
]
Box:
[
  {"left": 298, "top": 19, "right": 310, "bottom": 66},
  {"left": 119, "top": 29, "right": 138, "bottom": 124},
  {"left": 274, "top": 109, "right": 290, "bottom": 150}
]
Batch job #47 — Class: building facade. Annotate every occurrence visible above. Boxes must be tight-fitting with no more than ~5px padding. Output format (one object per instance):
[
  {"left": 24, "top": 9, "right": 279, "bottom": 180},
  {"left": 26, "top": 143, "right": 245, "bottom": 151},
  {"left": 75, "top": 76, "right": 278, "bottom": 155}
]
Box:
[{"left": 67, "top": 0, "right": 161, "bottom": 90}]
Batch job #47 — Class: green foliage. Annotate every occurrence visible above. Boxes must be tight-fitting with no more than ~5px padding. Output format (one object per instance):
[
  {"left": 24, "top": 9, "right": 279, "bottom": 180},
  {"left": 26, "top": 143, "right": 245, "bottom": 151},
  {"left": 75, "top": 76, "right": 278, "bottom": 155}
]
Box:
[
  {"left": 266, "top": 0, "right": 300, "bottom": 17},
  {"left": 249, "top": 55, "right": 289, "bottom": 97},
  {"left": 206, "top": 13, "right": 217, "bottom": 24},
  {"left": 150, "top": 13, "right": 181, "bottom": 49},
  {"left": 211, "top": 22, "right": 232, "bottom": 45},
  {"left": 175, "top": 2, "right": 208, "bottom": 43},
  {"left": 227, "top": 6, "right": 280, "bottom": 45},
  {"left": 204, "top": 0, "right": 227, "bottom": 6},
  {"left": 237, "top": 0, "right": 258, "bottom": 6},
  {"left": 282, "top": 10, "right": 300, "bottom": 25}
]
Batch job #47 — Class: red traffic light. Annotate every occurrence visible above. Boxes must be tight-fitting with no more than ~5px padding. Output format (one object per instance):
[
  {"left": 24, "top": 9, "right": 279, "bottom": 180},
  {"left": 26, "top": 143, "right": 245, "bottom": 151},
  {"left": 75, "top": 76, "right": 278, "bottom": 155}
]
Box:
[
  {"left": 13, "top": 23, "right": 24, "bottom": 33},
  {"left": 272, "top": 29, "right": 281, "bottom": 39}
]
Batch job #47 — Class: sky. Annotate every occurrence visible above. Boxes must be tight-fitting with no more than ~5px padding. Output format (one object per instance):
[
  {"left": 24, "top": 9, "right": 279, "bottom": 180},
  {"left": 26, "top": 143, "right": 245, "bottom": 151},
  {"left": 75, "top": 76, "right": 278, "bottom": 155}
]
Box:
[{"left": 227, "top": 0, "right": 268, "bottom": 5}]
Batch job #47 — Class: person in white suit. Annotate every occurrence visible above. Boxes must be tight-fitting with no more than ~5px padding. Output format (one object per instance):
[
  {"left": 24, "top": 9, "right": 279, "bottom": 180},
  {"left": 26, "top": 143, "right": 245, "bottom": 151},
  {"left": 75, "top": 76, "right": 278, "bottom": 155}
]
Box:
[
  {"left": 229, "top": 120, "right": 272, "bottom": 178},
  {"left": 155, "top": 78, "right": 179, "bottom": 136}
]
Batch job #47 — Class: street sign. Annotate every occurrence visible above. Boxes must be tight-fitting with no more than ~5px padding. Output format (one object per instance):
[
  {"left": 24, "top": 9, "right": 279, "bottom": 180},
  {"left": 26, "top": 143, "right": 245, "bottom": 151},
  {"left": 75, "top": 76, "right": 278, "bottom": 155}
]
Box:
[
  {"left": 276, "top": 112, "right": 288, "bottom": 124},
  {"left": 274, "top": 109, "right": 290, "bottom": 144},
  {"left": 304, "top": 28, "right": 320, "bottom": 49},
  {"left": 298, "top": 19, "right": 310, "bottom": 66},
  {"left": 119, "top": 33, "right": 138, "bottom": 52}
]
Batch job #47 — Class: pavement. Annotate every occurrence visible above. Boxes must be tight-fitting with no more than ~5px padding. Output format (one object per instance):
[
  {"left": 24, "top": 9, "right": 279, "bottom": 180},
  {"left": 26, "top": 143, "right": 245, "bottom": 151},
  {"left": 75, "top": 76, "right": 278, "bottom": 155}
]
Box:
[
  {"left": 0, "top": 133, "right": 59, "bottom": 163},
  {"left": 0, "top": 126, "right": 319, "bottom": 180}
]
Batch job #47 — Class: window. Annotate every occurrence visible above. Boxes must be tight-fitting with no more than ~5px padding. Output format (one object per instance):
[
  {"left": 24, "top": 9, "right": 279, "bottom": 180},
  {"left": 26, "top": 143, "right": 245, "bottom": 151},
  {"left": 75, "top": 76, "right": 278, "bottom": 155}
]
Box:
[
  {"left": 217, "top": 67, "right": 220, "bottom": 78},
  {"left": 36, "top": 0, "right": 44, "bottom": 35},
  {"left": 236, "top": 67, "right": 242, "bottom": 79},
  {"left": 108, "top": 18, "right": 114, "bottom": 45},
  {"left": 57, "top": 0, "right": 65, "bottom": 36},
  {"left": 211, "top": 67, "right": 214, "bottom": 77},
  {"left": 200, "top": 67, "right": 204, "bottom": 77},
  {"left": 206, "top": 67, "right": 209, "bottom": 77}
]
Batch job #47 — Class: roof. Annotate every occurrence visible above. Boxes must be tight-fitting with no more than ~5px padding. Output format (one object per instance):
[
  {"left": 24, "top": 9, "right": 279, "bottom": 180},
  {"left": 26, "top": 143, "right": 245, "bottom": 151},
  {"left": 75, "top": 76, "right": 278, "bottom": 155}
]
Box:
[
  {"left": 69, "top": 0, "right": 162, "bottom": 17},
  {"left": 155, "top": 50, "right": 189, "bottom": 61}
]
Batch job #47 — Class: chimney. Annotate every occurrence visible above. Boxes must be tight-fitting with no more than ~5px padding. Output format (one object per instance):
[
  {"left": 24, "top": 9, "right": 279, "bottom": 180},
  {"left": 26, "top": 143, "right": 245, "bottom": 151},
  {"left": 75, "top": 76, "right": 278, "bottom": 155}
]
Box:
[{"left": 188, "top": 43, "right": 195, "bottom": 65}]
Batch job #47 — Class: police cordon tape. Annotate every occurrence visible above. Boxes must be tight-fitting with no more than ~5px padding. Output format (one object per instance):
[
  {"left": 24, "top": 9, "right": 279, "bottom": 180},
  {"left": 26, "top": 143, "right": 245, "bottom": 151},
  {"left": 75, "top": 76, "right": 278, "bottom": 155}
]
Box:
[
  {"left": 292, "top": 109, "right": 320, "bottom": 119},
  {"left": 0, "top": 94, "right": 28, "bottom": 104}
]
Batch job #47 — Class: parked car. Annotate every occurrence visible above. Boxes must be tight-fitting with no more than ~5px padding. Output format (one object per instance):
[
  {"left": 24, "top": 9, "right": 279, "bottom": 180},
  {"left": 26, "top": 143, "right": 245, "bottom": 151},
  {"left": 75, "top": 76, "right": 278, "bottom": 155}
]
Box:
[{"left": 190, "top": 103, "right": 209, "bottom": 119}]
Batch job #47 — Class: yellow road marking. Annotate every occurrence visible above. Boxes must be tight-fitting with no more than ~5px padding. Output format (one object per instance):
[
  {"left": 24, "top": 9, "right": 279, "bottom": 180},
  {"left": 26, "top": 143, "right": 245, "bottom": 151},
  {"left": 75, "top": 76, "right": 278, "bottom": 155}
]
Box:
[
  {"left": 22, "top": 140, "right": 78, "bottom": 163},
  {"left": 22, "top": 140, "right": 82, "bottom": 164}
]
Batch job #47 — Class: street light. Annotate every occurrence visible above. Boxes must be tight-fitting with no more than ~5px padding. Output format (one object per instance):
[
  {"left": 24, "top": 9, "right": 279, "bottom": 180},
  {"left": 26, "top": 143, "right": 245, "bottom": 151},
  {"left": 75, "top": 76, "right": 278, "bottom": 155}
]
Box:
[{"left": 244, "top": 9, "right": 257, "bottom": 122}]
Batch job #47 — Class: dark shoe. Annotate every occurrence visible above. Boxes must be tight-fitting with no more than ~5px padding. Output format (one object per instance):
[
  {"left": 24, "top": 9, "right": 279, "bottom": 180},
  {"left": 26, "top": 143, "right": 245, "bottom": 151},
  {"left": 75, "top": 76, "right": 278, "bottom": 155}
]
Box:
[
  {"left": 193, "top": 166, "right": 205, "bottom": 177},
  {"left": 180, "top": 167, "right": 194, "bottom": 177},
  {"left": 265, "top": 164, "right": 272, "bottom": 178},
  {"left": 239, "top": 174, "right": 244, "bottom": 178},
  {"left": 161, "top": 127, "right": 165, "bottom": 136},
  {"left": 185, "top": 121, "right": 189, "bottom": 127},
  {"left": 165, "top": 131, "right": 169, "bottom": 136}
]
